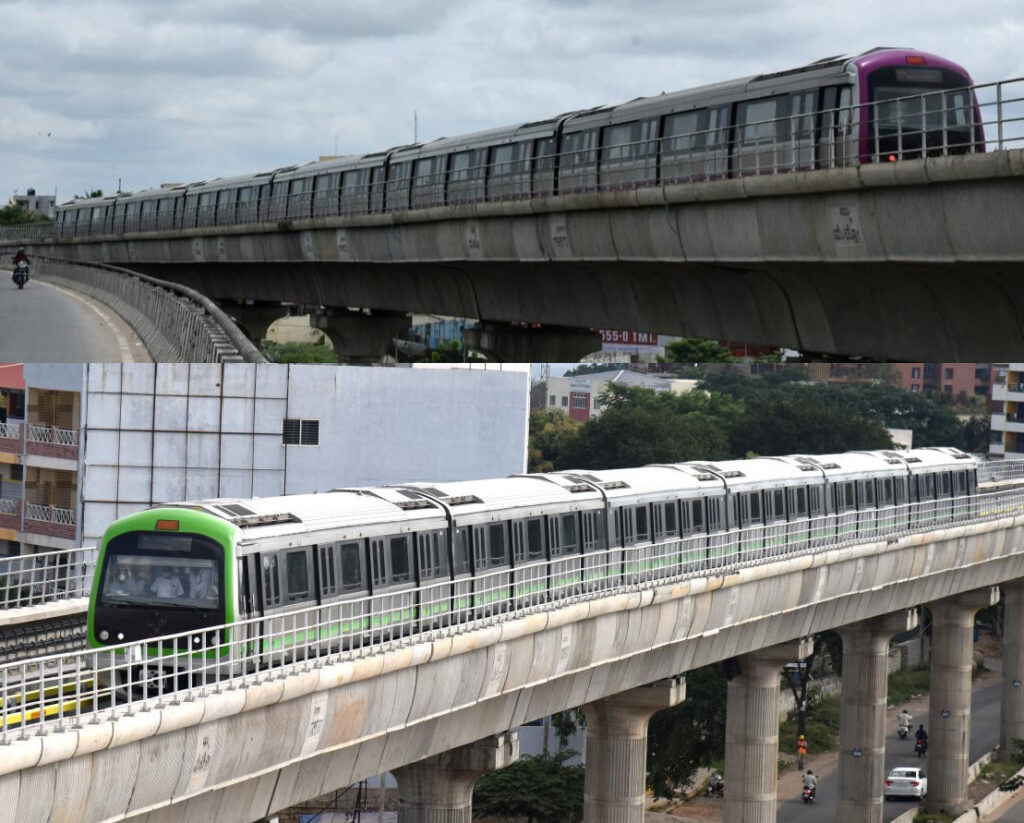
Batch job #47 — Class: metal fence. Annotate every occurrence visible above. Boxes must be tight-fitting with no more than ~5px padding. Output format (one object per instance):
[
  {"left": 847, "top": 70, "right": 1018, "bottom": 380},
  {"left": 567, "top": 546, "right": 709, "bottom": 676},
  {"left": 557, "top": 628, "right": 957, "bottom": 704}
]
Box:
[
  {"left": 1, "top": 76, "right": 1023, "bottom": 245},
  {"left": 33, "top": 258, "right": 265, "bottom": 363},
  {"left": 3, "top": 484, "right": 1022, "bottom": 742},
  {"left": 0, "top": 546, "right": 95, "bottom": 609},
  {"left": 27, "top": 425, "right": 78, "bottom": 447}
]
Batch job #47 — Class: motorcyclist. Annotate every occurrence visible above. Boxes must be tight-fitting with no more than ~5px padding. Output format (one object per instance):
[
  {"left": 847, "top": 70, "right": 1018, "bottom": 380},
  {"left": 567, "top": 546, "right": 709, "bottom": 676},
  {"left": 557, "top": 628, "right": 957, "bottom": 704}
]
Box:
[
  {"left": 802, "top": 769, "right": 817, "bottom": 798},
  {"left": 915, "top": 725, "right": 928, "bottom": 744},
  {"left": 898, "top": 708, "right": 913, "bottom": 733},
  {"left": 12, "top": 248, "right": 29, "bottom": 267}
]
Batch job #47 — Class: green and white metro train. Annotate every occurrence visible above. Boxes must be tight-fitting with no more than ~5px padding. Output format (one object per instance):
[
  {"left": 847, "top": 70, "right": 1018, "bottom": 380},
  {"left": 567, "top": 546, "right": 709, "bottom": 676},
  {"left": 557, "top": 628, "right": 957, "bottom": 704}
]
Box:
[{"left": 88, "top": 447, "right": 983, "bottom": 681}]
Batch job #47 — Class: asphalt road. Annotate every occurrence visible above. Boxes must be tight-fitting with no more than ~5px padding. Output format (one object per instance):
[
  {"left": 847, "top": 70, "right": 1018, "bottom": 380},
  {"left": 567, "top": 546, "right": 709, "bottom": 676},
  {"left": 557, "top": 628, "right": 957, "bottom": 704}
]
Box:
[
  {"left": 778, "top": 681, "right": 1002, "bottom": 822},
  {"left": 0, "top": 271, "right": 149, "bottom": 361}
]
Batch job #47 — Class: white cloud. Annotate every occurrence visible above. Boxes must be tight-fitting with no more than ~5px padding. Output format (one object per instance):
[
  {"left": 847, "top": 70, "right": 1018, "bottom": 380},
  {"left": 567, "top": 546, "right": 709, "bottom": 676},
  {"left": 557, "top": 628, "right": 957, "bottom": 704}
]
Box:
[{"left": 1, "top": 0, "right": 1021, "bottom": 200}]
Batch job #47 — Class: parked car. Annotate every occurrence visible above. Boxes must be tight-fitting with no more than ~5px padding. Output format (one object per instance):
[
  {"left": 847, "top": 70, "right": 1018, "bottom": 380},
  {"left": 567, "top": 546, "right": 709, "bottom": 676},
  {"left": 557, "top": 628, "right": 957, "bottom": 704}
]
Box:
[{"left": 885, "top": 766, "right": 927, "bottom": 799}]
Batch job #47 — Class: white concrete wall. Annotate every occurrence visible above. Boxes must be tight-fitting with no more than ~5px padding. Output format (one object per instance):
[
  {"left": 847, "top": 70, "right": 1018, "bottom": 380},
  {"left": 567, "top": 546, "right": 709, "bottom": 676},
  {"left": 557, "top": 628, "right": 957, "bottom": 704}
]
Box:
[{"left": 80, "top": 364, "right": 529, "bottom": 545}]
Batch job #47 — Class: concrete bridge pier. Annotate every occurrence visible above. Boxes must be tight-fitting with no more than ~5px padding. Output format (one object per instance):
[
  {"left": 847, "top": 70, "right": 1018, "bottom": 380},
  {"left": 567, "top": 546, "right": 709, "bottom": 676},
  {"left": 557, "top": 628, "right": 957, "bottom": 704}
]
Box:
[
  {"left": 724, "top": 637, "right": 814, "bottom": 823},
  {"left": 1000, "top": 581, "right": 1024, "bottom": 760},
  {"left": 391, "top": 733, "right": 519, "bottom": 823},
  {"left": 463, "top": 322, "right": 603, "bottom": 363},
  {"left": 313, "top": 308, "right": 412, "bottom": 361},
  {"left": 836, "top": 608, "right": 919, "bottom": 823},
  {"left": 223, "top": 301, "right": 290, "bottom": 343},
  {"left": 581, "top": 676, "right": 686, "bottom": 823},
  {"left": 924, "top": 586, "right": 1001, "bottom": 816}
]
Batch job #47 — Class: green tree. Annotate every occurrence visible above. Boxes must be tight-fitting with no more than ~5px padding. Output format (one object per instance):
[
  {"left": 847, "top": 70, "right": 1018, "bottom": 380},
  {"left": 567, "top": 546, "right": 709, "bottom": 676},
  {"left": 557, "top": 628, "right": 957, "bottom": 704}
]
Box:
[
  {"left": 80, "top": 189, "right": 103, "bottom": 199},
  {"left": 661, "top": 338, "right": 734, "bottom": 363},
  {"left": 472, "top": 751, "right": 584, "bottom": 823},
  {"left": 646, "top": 663, "right": 728, "bottom": 797},
  {"left": 560, "top": 404, "right": 730, "bottom": 469},
  {"left": 262, "top": 341, "right": 340, "bottom": 363},
  {"left": 0, "top": 204, "right": 50, "bottom": 225},
  {"left": 728, "top": 399, "right": 893, "bottom": 456},
  {"left": 529, "top": 410, "right": 582, "bottom": 472}
]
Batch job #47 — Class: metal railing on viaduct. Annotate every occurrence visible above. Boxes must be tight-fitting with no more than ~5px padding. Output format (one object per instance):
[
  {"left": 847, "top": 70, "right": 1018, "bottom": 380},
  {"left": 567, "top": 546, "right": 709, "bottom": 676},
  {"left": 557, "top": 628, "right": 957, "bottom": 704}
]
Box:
[
  {"left": 29, "top": 257, "right": 265, "bottom": 363},
  {"left": 3, "top": 475, "right": 1024, "bottom": 822},
  {"left": 2, "top": 76, "right": 1024, "bottom": 359}
]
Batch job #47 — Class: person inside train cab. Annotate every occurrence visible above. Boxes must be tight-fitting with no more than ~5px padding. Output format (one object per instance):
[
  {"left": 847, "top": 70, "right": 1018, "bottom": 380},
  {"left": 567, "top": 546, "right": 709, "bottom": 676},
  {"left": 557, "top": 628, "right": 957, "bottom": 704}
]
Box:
[{"left": 150, "top": 566, "right": 184, "bottom": 598}]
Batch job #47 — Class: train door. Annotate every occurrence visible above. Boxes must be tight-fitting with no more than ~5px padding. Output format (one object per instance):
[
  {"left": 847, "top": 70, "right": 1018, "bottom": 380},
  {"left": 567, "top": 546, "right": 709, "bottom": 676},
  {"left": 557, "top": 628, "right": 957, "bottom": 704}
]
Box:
[
  {"left": 786, "top": 484, "right": 811, "bottom": 552},
  {"left": 317, "top": 539, "right": 370, "bottom": 650},
  {"left": 416, "top": 529, "right": 452, "bottom": 629},
  {"left": 817, "top": 86, "right": 856, "bottom": 168},
  {"left": 511, "top": 517, "right": 546, "bottom": 609},
  {"left": 833, "top": 480, "right": 858, "bottom": 540},
  {"left": 705, "top": 494, "right": 729, "bottom": 568},
  {"left": 733, "top": 490, "right": 766, "bottom": 561},
  {"left": 548, "top": 512, "right": 582, "bottom": 597},
  {"left": 469, "top": 522, "right": 511, "bottom": 619},
  {"left": 762, "top": 486, "right": 787, "bottom": 557},
  {"left": 580, "top": 507, "right": 606, "bottom": 592},
  {"left": 368, "top": 534, "right": 416, "bottom": 643}
]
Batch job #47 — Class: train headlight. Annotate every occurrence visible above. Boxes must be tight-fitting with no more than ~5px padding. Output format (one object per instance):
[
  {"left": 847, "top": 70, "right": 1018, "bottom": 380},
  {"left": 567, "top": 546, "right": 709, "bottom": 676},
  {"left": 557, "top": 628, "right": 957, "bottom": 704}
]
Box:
[
  {"left": 116, "top": 631, "right": 125, "bottom": 641},
  {"left": 192, "top": 635, "right": 201, "bottom": 645},
  {"left": 99, "top": 629, "right": 110, "bottom": 641}
]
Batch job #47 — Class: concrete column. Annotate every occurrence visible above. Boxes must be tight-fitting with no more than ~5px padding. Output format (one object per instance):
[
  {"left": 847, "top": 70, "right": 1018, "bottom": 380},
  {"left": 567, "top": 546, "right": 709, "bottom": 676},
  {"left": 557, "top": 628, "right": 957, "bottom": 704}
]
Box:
[
  {"left": 313, "top": 308, "right": 411, "bottom": 361},
  {"left": 391, "top": 733, "right": 518, "bottom": 823},
  {"left": 836, "top": 609, "right": 919, "bottom": 823},
  {"left": 224, "top": 301, "right": 289, "bottom": 342},
  {"left": 581, "top": 676, "right": 686, "bottom": 823},
  {"left": 924, "top": 586, "right": 1000, "bottom": 816},
  {"left": 1000, "top": 581, "right": 1024, "bottom": 760},
  {"left": 463, "top": 322, "right": 602, "bottom": 362},
  {"left": 724, "top": 637, "right": 814, "bottom": 823}
]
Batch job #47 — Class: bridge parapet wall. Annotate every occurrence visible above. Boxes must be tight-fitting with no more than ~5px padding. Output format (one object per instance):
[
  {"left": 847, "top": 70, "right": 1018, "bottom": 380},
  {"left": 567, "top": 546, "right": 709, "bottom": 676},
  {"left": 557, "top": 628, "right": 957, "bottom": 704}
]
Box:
[
  {"left": 33, "top": 258, "right": 265, "bottom": 364},
  {"left": 3, "top": 517, "right": 1024, "bottom": 823}
]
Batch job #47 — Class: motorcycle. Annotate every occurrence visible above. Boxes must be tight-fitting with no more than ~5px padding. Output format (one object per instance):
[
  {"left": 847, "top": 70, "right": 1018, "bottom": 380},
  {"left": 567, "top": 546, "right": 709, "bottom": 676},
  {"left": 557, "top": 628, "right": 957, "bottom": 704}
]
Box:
[
  {"left": 704, "top": 775, "right": 724, "bottom": 798},
  {"left": 898, "top": 725, "right": 909, "bottom": 740},
  {"left": 12, "top": 260, "right": 29, "bottom": 289},
  {"left": 801, "top": 785, "right": 816, "bottom": 803},
  {"left": 915, "top": 739, "right": 928, "bottom": 757}
]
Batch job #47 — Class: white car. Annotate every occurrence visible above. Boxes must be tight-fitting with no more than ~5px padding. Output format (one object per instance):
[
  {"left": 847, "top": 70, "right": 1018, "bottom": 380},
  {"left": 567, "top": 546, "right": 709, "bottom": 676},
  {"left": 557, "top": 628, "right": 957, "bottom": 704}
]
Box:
[{"left": 885, "top": 766, "right": 927, "bottom": 799}]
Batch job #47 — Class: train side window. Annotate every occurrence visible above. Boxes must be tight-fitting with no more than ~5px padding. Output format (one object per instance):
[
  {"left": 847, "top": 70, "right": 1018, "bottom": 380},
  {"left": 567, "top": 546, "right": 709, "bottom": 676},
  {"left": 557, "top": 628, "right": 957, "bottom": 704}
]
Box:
[
  {"left": 448, "top": 148, "right": 486, "bottom": 204},
  {"left": 807, "top": 486, "right": 823, "bottom": 517},
  {"left": 526, "top": 517, "right": 545, "bottom": 560},
  {"left": 692, "top": 499, "right": 706, "bottom": 532},
  {"left": 488, "top": 523, "right": 508, "bottom": 567},
  {"left": 262, "top": 554, "right": 282, "bottom": 607},
  {"left": 390, "top": 535, "right": 412, "bottom": 583},
  {"left": 561, "top": 129, "right": 599, "bottom": 192},
  {"left": 560, "top": 513, "right": 578, "bottom": 553},
  {"left": 767, "top": 488, "right": 786, "bottom": 522},
  {"left": 453, "top": 527, "right": 471, "bottom": 574},
  {"left": 341, "top": 168, "right": 369, "bottom": 215},
  {"left": 285, "top": 549, "right": 311, "bottom": 603},
  {"left": 748, "top": 491, "right": 763, "bottom": 523},
  {"left": 939, "top": 472, "right": 952, "bottom": 497},
  {"left": 860, "top": 479, "right": 876, "bottom": 507},
  {"left": 953, "top": 470, "right": 967, "bottom": 496},
  {"left": 790, "top": 486, "right": 808, "bottom": 518},
  {"left": 411, "top": 155, "right": 446, "bottom": 208},
  {"left": 340, "top": 541, "right": 364, "bottom": 591},
  {"left": 418, "top": 530, "right": 449, "bottom": 580},
  {"left": 313, "top": 172, "right": 340, "bottom": 216},
  {"left": 894, "top": 477, "right": 908, "bottom": 505},
  {"left": 634, "top": 505, "right": 649, "bottom": 542},
  {"left": 920, "top": 473, "right": 937, "bottom": 500},
  {"left": 661, "top": 501, "right": 679, "bottom": 537},
  {"left": 488, "top": 140, "right": 532, "bottom": 200}
]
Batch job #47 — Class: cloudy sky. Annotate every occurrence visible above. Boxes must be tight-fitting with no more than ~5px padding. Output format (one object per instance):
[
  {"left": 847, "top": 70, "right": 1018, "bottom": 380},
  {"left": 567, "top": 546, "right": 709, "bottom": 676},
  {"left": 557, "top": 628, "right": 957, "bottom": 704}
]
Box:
[{"left": 4, "top": 0, "right": 1023, "bottom": 204}]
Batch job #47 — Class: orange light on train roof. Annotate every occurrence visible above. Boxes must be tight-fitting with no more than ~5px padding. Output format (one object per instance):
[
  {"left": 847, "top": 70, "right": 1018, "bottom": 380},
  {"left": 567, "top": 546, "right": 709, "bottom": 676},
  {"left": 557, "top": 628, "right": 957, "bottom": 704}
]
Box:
[
  {"left": 155, "top": 519, "right": 180, "bottom": 531},
  {"left": 905, "top": 55, "right": 927, "bottom": 65}
]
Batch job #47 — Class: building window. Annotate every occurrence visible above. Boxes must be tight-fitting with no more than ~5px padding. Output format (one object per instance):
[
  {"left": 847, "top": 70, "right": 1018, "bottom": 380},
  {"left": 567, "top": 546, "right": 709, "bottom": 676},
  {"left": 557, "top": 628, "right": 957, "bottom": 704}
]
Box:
[
  {"left": 571, "top": 394, "right": 588, "bottom": 409},
  {"left": 561, "top": 396, "right": 568, "bottom": 407},
  {"left": 944, "top": 368, "right": 954, "bottom": 380},
  {"left": 944, "top": 385, "right": 953, "bottom": 393},
  {"left": 910, "top": 384, "right": 920, "bottom": 392},
  {"left": 549, "top": 395, "right": 556, "bottom": 406},
  {"left": 911, "top": 367, "right": 921, "bottom": 379},
  {"left": 282, "top": 419, "right": 320, "bottom": 445}
]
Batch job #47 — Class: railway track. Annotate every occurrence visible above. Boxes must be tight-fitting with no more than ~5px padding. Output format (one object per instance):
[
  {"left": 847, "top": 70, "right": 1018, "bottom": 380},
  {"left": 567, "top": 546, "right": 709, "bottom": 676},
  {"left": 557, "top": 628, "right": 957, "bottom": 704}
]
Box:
[{"left": 0, "top": 615, "right": 88, "bottom": 664}]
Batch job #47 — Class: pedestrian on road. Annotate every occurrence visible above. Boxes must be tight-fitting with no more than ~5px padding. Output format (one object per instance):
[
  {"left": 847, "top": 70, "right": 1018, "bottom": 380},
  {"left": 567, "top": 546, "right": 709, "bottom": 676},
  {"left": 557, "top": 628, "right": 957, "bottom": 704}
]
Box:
[{"left": 797, "top": 734, "right": 808, "bottom": 769}]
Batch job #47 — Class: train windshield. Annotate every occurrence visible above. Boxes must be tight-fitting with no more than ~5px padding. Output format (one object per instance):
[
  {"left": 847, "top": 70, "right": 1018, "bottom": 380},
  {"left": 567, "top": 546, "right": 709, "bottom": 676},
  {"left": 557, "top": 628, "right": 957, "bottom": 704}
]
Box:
[
  {"left": 868, "top": 66, "right": 974, "bottom": 131},
  {"left": 100, "top": 531, "right": 223, "bottom": 610}
]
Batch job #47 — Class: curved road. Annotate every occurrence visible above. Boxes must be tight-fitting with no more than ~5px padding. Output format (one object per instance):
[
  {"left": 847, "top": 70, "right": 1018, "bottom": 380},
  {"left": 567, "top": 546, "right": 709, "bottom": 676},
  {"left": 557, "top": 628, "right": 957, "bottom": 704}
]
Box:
[{"left": 0, "top": 270, "right": 149, "bottom": 361}]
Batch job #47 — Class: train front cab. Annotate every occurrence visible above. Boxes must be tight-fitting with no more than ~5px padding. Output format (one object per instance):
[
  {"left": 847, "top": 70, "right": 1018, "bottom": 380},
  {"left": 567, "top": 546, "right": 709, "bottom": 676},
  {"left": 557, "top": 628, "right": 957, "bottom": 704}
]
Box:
[{"left": 89, "top": 508, "right": 235, "bottom": 694}]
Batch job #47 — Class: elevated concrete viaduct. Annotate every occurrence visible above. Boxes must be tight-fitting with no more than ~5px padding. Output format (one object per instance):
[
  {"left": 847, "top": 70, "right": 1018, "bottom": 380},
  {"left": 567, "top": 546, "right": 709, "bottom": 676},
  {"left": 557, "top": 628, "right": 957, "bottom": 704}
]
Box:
[
  {"left": 4, "top": 513, "right": 1024, "bottom": 823},
  {"left": 18, "top": 150, "right": 1024, "bottom": 360}
]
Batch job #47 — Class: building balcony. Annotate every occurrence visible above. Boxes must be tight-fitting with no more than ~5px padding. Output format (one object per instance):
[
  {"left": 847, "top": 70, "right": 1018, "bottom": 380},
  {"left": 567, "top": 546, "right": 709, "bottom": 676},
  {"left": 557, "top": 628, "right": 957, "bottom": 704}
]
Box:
[
  {"left": 0, "top": 420, "right": 21, "bottom": 452},
  {"left": 993, "top": 414, "right": 1007, "bottom": 431},
  {"left": 0, "top": 497, "right": 19, "bottom": 532},
  {"left": 23, "top": 503, "right": 76, "bottom": 540},
  {"left": 25, "top": 425, "right": 79, "bottom": 461},
  {"left": 990, "top": 442, "right": 1006, "bottom": 456}
]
